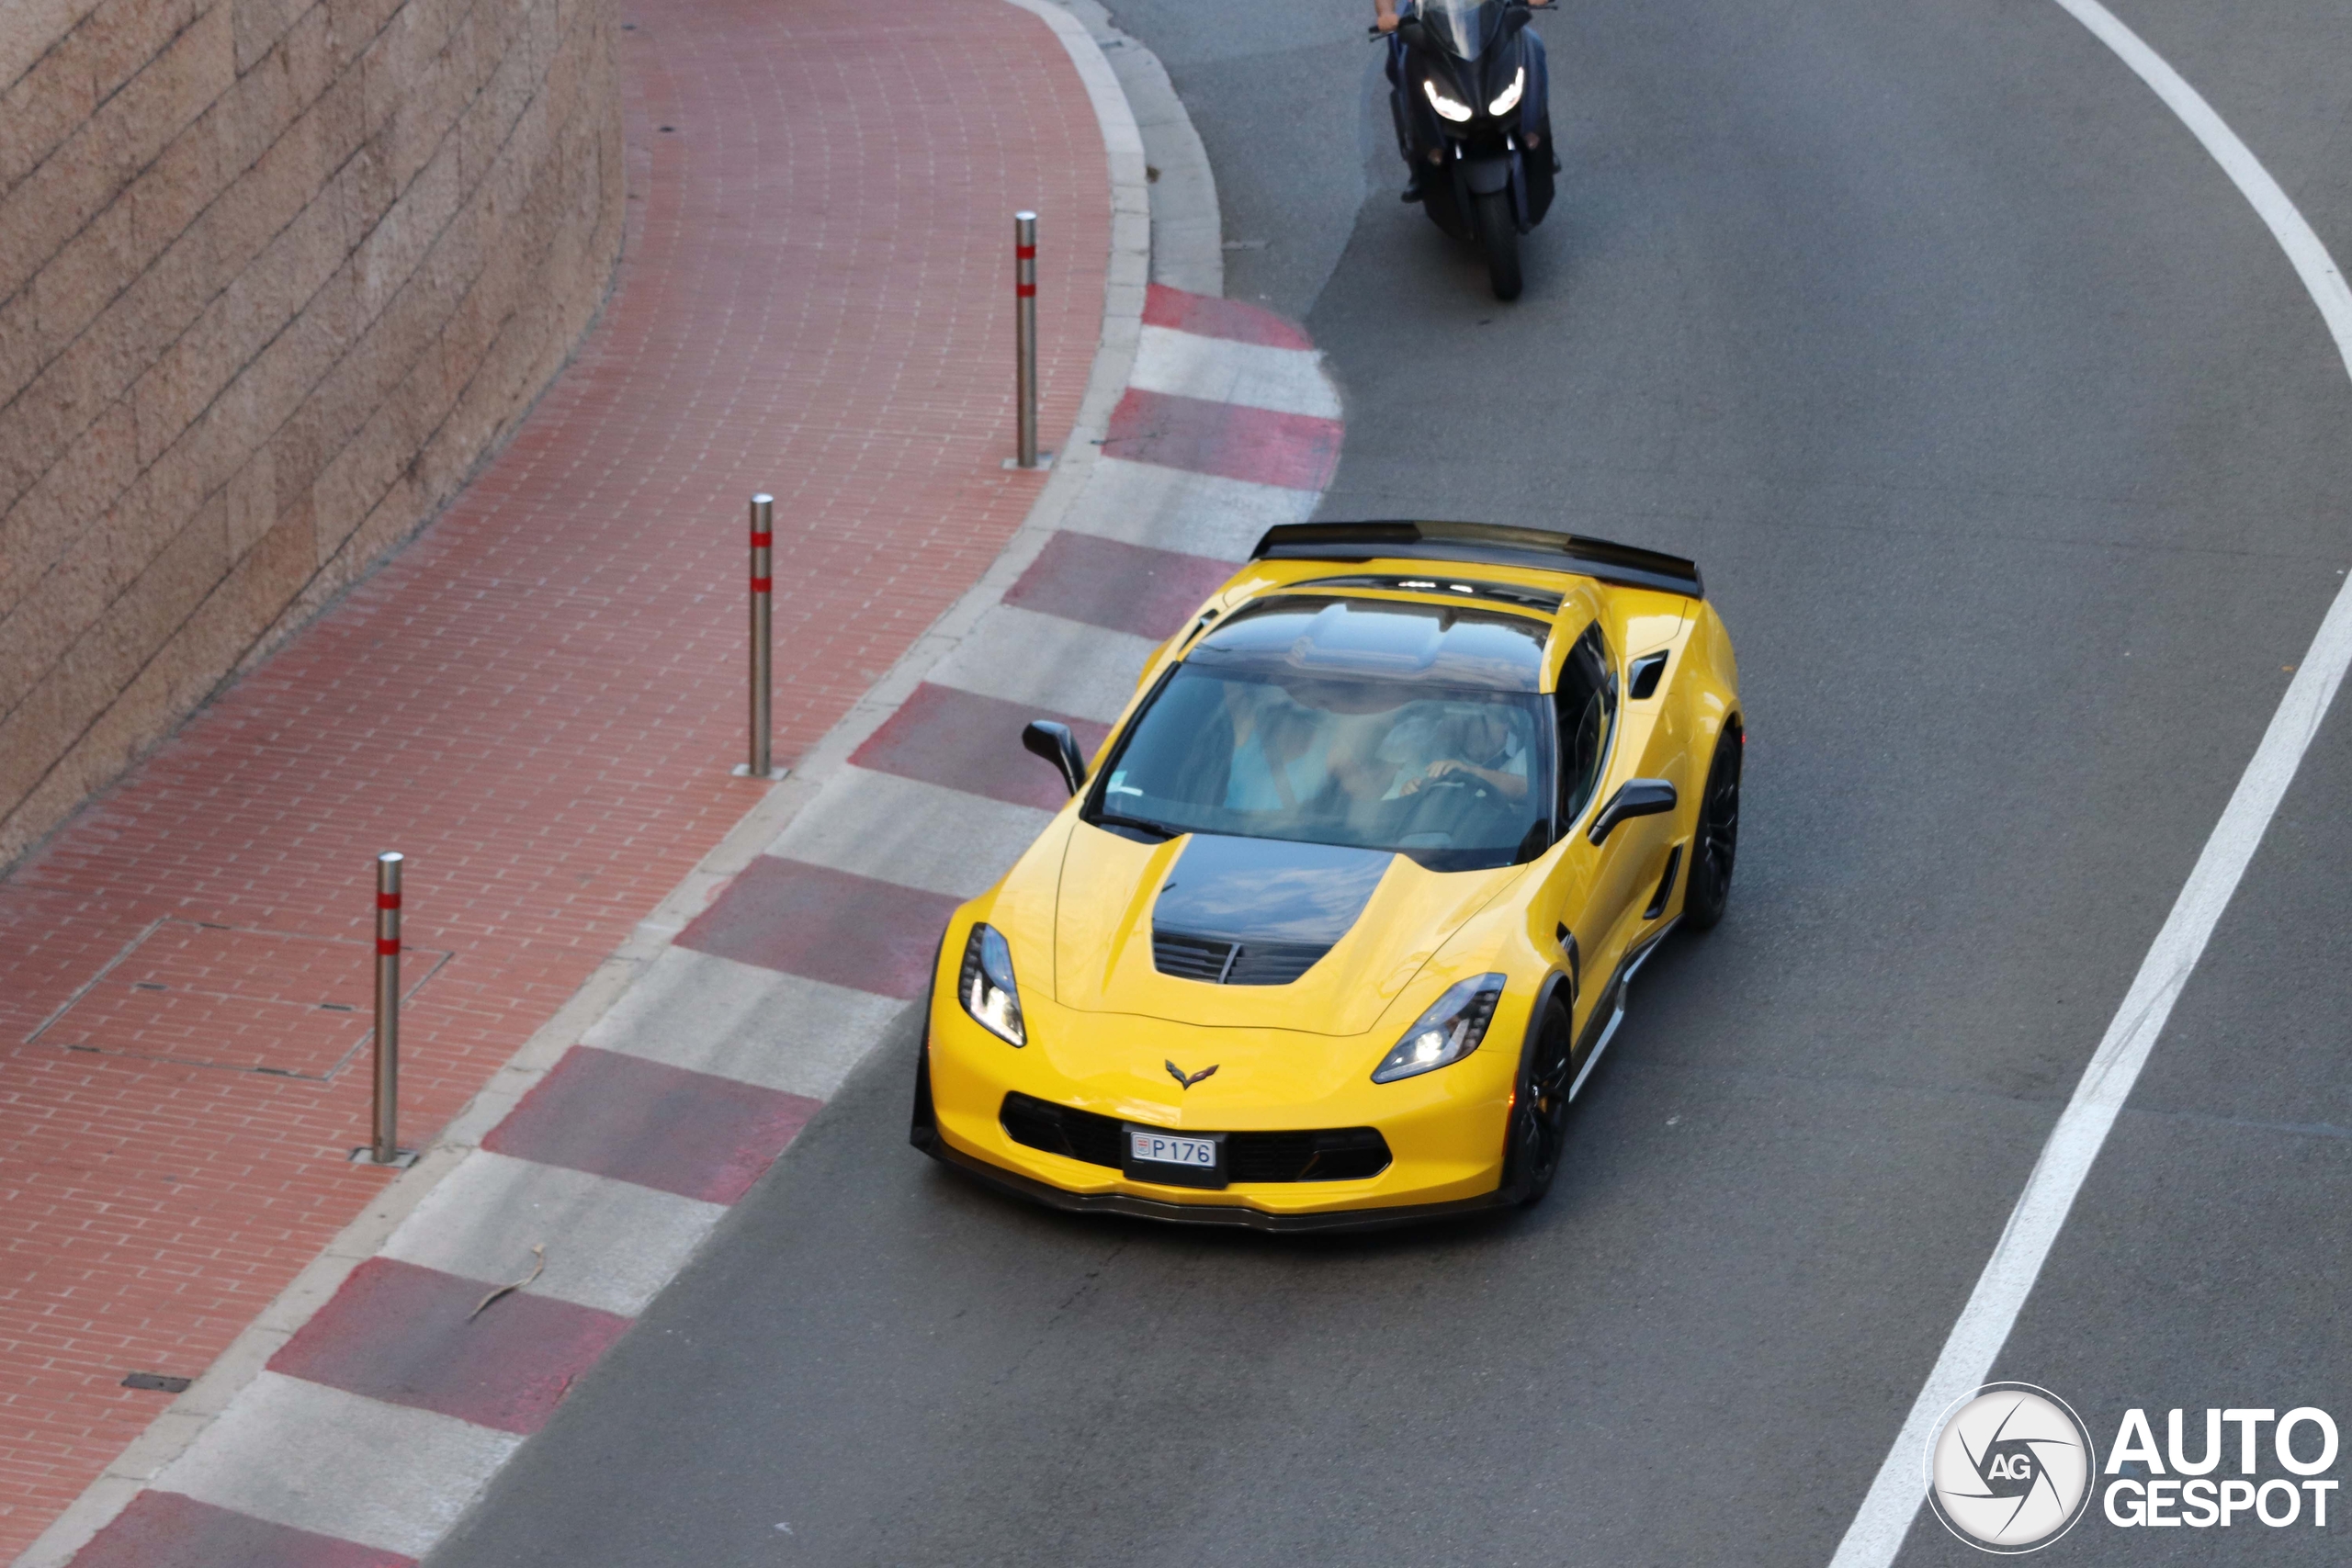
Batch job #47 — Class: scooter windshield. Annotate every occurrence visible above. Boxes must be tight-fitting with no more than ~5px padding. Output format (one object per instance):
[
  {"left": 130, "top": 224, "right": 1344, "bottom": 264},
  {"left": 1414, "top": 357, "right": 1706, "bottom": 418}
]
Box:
[{"left": 1417, "top": 0, "right": 1506, "bottom": 60}]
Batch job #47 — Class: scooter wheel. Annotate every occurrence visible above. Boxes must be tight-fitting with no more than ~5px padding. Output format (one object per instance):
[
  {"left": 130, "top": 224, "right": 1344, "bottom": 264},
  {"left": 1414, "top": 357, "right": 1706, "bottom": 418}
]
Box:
[{"left": 1472, "top": 190, "right": 1522, "bottom": 301}]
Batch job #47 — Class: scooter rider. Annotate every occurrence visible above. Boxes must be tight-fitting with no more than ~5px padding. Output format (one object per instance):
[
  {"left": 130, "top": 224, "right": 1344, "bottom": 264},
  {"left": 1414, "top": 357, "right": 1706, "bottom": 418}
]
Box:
[{"left": 1376, "top": 0, "right": 1552, "bottom": 204}]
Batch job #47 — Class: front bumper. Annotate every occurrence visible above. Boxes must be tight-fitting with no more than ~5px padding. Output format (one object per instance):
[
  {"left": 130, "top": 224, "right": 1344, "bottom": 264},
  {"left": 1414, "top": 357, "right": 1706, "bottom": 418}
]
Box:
[{"left": 916, "top": 976, "right": 1530, "bottom": 1228}]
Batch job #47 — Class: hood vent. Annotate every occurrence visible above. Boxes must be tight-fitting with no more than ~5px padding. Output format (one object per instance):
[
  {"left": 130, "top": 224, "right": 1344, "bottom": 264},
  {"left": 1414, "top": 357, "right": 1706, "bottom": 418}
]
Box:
[
  {"left": 1145, "top": 835, "right": 1387, "bottom": 987},
  {"left": 1152, "top": 931, "right": 1330, "bottom": 986}
]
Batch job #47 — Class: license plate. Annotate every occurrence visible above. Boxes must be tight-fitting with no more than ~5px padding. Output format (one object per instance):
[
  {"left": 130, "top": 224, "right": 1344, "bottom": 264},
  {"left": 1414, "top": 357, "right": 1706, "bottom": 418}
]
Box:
[{"left": 1128, "top": 1131, "right": 1216, "bottom": 1168}]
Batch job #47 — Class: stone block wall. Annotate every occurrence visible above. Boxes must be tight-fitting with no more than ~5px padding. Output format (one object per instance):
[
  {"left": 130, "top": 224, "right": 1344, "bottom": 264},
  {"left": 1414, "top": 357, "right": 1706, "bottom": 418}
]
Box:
[{"left": 0, "top": 0, "right": 624, "bottom": 867}]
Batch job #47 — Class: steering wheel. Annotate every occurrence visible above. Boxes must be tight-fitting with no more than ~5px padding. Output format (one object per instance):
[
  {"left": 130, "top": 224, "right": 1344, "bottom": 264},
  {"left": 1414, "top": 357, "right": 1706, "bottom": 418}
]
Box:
[{"left": 1409, "top": 774, "right": 1488, "bottom": 802}]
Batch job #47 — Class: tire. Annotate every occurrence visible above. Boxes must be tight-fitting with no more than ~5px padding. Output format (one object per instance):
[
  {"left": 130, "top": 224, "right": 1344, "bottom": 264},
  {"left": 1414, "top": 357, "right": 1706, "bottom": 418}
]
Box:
[
  {"left": 910, "top": 934, "right": 946, "bottom": 1153},
  {"left": 908, "top": 1026, "right": 939, "bottom": 1154},
  {"left": 1682, "top": 719, "right": 1742, "bottom": 931},
  {"left": 1505, "top": 995, "right": 1574, "bottom": 1205},
  {"left": 1472, "top": 189, "right": 1522, "bottom": 301}
]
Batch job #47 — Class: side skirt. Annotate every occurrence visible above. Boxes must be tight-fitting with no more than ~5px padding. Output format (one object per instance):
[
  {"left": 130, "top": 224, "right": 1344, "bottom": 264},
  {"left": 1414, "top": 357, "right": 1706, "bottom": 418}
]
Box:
[{"left": 1566, "top": 918, "right": 1678, "bottom": 1101}]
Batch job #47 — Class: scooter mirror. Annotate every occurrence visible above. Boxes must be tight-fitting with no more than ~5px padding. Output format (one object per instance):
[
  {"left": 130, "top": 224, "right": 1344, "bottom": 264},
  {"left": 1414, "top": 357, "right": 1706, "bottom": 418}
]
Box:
[
  {"left": 1394, "top": 16, "right": 1428, "bottom": 49},
  {"left": 1503, "top": 7, "right": 1530, "bottom": 32}
]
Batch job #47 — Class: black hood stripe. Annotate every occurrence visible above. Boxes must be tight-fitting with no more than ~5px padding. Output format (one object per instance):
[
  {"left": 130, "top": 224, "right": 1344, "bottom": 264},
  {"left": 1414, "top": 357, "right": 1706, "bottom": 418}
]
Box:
[{"left": 1151, "top": 834, "right": 1393, "bottom": 946}]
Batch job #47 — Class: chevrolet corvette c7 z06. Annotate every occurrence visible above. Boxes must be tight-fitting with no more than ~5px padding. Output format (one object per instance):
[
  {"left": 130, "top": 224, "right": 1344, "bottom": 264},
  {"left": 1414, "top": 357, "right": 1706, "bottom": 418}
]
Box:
[{"left": 910, "top": 520, "right": 1740, "bottom": 1232}]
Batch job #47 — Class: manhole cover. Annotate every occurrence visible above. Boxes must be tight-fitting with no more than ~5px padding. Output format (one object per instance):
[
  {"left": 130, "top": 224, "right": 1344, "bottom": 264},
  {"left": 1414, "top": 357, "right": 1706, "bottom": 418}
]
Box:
[{"left": 29, "top": 919, "right": 453, "bottom": 1079}]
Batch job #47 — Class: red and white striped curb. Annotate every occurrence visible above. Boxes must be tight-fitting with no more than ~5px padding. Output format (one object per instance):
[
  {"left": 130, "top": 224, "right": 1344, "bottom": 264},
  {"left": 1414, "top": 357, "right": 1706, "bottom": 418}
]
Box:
[{"left": 28, "top": 22, "right": 1344, "bottom": 1562}]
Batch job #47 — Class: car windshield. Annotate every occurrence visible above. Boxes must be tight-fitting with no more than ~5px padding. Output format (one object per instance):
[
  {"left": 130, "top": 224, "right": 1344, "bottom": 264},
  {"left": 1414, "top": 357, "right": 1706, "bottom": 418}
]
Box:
[
  {"left": 1417, "top": 0, "right": 1505, "bottom": 59},
  {"left": 1090, "top": 597, "right": 1555, "bottom": 871}
]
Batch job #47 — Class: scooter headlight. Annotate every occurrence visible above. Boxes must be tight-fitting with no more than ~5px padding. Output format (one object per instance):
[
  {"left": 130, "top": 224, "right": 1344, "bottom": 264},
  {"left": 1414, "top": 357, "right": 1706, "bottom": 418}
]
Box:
[
  {"left": 1422, "top": 77, "right": 1473, "bottom": 123},
  {"left": 1488, "top": 65, "right": 1524, "bottom": 117}
]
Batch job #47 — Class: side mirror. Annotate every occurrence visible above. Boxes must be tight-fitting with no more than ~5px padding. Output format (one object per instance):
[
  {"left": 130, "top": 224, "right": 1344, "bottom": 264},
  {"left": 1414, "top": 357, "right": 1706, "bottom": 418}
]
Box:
[
  {"left": 1503, "top": 6, "right": 1530, "bottom": 33},
  {"left": 1587, "top": 778, "right": 1676, "bottom": 845},
  {"left": 1395, "top": 16, "right": 1428, "bottom": 49},
  {"left": 1022, "top": 720, "right": 1086, "bottom": 797}
]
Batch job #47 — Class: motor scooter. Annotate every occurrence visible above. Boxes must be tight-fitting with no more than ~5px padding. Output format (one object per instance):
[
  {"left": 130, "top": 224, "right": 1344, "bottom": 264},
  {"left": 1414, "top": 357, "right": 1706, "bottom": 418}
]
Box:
[{"left": 1377, "top": 0, "right": 1555, "bottom": 299}]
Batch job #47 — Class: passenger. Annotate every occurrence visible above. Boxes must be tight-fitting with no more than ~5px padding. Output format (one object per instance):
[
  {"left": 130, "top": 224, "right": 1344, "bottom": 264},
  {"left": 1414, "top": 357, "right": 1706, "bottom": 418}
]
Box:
[
  {"left": 1224, "top": 683, "right": 1418, "bottom": 819},
  {"left": 1223, "top": 687, "right": 1329, "bottom": 812}
]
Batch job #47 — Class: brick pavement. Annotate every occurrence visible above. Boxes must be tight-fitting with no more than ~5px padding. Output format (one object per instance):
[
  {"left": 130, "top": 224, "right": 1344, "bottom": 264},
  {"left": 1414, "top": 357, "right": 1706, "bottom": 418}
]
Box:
[
  {"left": 48, "top": 274, "right": 1346, "bottom": 1568},
  {"left": 0, "top": 0, "right": 1107, "bottom": 1554}
]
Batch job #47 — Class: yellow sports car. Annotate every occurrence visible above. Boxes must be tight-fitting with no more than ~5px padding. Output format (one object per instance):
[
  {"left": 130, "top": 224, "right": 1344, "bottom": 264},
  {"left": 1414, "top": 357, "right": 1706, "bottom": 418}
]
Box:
[{"left": 910, "top": 521, "right": 1741, "bottom": 1231}]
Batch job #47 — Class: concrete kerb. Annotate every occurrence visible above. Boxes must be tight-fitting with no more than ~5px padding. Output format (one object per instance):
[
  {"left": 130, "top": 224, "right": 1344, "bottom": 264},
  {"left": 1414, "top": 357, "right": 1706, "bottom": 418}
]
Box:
[
  {"left": 1048, "top": 0, "right": 1225, "bottom": 294},
  {"left": 8, "top": 2, "right": 1185, "bottom": 1562}
]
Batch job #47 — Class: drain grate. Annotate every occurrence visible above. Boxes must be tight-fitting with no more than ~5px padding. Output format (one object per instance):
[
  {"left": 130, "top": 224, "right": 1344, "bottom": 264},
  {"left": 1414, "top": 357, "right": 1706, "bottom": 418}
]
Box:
[{"left": 119, "top": 1372, "right": 191, "bottom": 1393}]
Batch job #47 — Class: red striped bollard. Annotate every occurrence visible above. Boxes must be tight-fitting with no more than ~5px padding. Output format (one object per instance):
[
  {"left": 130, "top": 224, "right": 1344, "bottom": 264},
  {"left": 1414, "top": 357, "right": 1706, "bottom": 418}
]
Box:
[
  {"left": 366, "top": 852, "right": 411, "bottom": 1167},
  {"left": 733, "top": 493, "right": 780, "bottom": 781},
  {"left": 1014, "top": 211, "right": 1040, "bottom": 468}
]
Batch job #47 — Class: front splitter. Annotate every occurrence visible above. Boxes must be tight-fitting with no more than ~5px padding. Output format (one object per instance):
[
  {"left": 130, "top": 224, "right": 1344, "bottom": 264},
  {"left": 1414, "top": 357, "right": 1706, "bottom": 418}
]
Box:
[{"left": 922, "top": 1135, "right": 1520, "bottom": 1235}]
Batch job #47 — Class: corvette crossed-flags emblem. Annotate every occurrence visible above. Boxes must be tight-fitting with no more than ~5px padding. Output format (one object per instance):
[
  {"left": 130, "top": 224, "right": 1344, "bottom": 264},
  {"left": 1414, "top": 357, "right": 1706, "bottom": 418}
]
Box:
[{"left": 1165, "top": 1060, "right": 1217, "bottom": 1090}]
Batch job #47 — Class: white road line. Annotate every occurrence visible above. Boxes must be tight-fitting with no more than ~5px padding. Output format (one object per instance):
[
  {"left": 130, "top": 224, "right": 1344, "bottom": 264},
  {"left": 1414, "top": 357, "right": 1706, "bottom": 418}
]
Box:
[
  {"left": 1828, "top": 5, "right": 2352, "bottom": 1563},
  {"left": 1127, "top": 324, "right": 1343, "bottom": 419},
  {"left": 154, "top": 1373, "right": 521, "bottom": 1558}
]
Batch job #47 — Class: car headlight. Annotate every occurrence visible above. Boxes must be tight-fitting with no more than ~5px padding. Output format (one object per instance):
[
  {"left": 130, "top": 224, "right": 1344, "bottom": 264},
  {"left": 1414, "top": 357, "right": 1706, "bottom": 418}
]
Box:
[
  {"left": 958, "top": 923, "right": 1025, "bottom": 1045},
  {"left": 1487, "top": 66, "right": 1524, "bottom": 117},
  {"left": 1422, "top": 77, "right": 1473, "bottom": 123},
  {"left": 1372, "top": 973, "right": 1505, "bottom": 1082}
]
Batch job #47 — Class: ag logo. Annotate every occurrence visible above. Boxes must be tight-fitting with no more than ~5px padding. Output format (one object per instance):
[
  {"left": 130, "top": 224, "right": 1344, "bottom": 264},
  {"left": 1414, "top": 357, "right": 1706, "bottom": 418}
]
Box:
[{"left": 1926, "top": 1382, "right": 2097, "bottom": 1553}]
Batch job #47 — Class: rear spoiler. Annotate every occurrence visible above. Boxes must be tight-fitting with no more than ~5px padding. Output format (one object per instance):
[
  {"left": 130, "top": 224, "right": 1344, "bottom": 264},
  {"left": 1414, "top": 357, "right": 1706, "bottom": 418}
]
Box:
[{"left": 1250, "top": 520, "right": 1702, "bottom": 600}]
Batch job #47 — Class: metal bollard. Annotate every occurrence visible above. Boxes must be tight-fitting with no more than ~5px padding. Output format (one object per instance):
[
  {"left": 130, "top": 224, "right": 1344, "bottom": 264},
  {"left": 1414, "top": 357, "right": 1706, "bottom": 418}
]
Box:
[
  {"left": 363, "top": 852, "right": 412, "bottom": 1167},
  {"left": 1014, "top": 212, "right": 1040, "bottom": 468},
  {"left": 747, "top": 493, "right": 774, "bottom": 778},
  {"left": 729, "top": 495, "right": 786, "bottom": 782}
]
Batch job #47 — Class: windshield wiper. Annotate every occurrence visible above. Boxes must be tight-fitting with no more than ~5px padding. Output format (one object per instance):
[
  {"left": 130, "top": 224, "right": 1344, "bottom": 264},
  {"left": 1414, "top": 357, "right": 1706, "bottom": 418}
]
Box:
[{"left": 1091, "top": 809, "right": 1180, "bottom": 843}]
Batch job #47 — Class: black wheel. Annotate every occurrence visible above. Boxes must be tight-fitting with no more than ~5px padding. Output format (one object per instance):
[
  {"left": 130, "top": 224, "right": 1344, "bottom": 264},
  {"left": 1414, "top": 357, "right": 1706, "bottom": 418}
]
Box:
[
  {"left": 1472, "top": 189, "right": 1522, "bottom": 301},
  {"left": 1505, "top": 995, "right": 1574, "bottom": 1204},
  {"left": 1683, "top": 719, "right": 1742, "bottom": 930}
]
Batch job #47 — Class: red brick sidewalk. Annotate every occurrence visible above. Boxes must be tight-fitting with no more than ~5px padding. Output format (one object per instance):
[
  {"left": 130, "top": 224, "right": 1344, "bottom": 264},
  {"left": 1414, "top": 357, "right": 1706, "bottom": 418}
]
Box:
[{"left": 0, "top": 0, "right": 1108, "bottom": 1553}]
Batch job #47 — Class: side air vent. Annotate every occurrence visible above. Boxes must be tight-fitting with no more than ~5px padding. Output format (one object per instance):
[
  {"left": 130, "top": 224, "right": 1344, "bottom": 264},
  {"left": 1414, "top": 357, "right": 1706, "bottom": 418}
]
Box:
[
  {"left": 1644, "top": 843, "right": 1684, "bottom": 919},
  {"left": 1151, "top": 930, "right": 1330, "bottom": 986},
  {"left": 1628, "top": 650, "right": 1669, "bottom": 701}
]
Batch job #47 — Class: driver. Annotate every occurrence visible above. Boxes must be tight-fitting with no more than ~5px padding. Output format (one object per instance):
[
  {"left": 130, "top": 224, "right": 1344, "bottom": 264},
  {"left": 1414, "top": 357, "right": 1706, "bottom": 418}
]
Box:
[{"left": 1393, "top": 705, "right": 1530, "bottom": 802}]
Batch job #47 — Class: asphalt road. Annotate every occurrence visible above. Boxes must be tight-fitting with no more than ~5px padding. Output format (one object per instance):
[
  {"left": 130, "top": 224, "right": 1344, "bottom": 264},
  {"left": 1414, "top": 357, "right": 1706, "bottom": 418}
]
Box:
[{"left": 430, "top": 3, "right": 2352, "bottom": 1563}]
